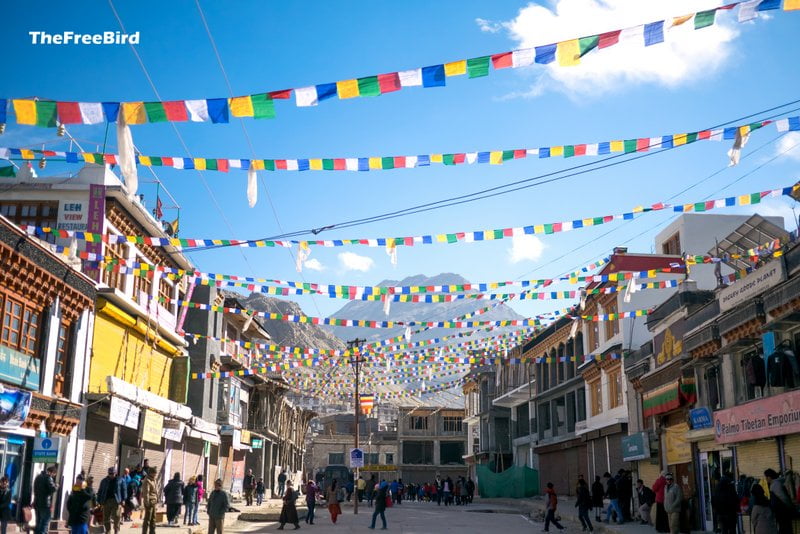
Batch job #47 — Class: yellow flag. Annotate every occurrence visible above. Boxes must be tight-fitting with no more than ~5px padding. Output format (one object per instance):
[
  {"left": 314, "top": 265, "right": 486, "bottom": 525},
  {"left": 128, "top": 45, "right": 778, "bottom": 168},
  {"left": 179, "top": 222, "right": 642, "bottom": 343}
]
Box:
[
  {"left": 444, "top": 60, "right": 467, "bottom": 76},
  {"left": 786, "top": 0, "right": 800, "bottom": 10},
  {"left": 229, "top": 96, "right": 254, "bottom": 117},
  {"left": 12, "top": 100, "right": 37, "bottom": 125},
  {"left": 336, "top": 79, "right": 360, "bottom": 99},
  {"left": 121, "top": 102, "right": 147, "bottom": 125},
  {"left": 557, "top": 39, "right": 581, "bottom": 67}
]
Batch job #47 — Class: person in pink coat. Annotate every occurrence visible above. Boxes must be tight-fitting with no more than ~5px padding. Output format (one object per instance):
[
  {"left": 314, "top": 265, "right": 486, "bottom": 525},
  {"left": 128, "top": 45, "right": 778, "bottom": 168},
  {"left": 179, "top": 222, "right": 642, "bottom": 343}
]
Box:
[
  {"left": 193, "top": 475, "right": 205, "bottom": 525},
  {"left": 652, "top": 471, "right": 669, "bottom": 533}
]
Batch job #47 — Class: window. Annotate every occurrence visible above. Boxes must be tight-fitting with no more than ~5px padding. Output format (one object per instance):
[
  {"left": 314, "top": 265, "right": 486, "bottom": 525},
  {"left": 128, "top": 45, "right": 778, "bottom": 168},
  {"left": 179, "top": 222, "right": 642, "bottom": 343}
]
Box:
[
  {"left": 0, "top": 294, "right": 40, "bottom": 357},
  {"left": 440, "top": 442, "right": 465, "bottom": 464},
  {"left": 589, "top": 378, "right": 603, "bottom": 416},
  {"left": 158, "top": 277, "right": 173, "bottom": 308},
  {"left": 566, "top": 339, "right": 575, "bottom": 380},
  {"left": 549, "top": 349, "right": 558, "bottom": 386},
  {"left": 132, "top": 260, "right": 153, "bottom": 303},
  {"left": 443, "top": 416, "right": 462, "bottom": 432},
  {"left": 608, "top": 367, "right": 623, "bottom": 409},
  {"left": 557, "top": 345, "right": 565, "bottom": 383},
  {"left": 101, "top": 242, "right": 126, "bottom": 292},
  {"left": 566, "top": 392, "right": 576, "bottom": 433},
  {"left": 409, "top": 416, "right": 428, "bottom": 430},
  {"left": 662, "top": 232, "right": 681, "bottom": 256},
  {"left": 576, "top": 387, "right": 587, "bottom": 422},
  {"left": 738, "top": 349, "right": 764, "bottom": 403},
  {"left": 328, "top": 453, "right": 345, "bottom": 465},
  {"left": 402, "top": 441, "right": 434, "bottom": 464},
  {"left": 705, "top": 365, "right": 722, "bottom": 410},
  {"left": 365, "top": 453, "right": 379, "bottom": 465},
  {"left": 384, "top": 453, "right": 394, "bottom": 465},
  {"left": 553, "top": 397, "right": 566, "bottom": 437},
  {"left": 538, "top": 402, "right": 551, "bottom": 440},
  {"left": 588, "top": 322, "right": 600, "bottom": 352},
  {"left": 0, "top": 202, "right": 58, "bottom": 242},
  {"left": 53, "top": 322, "right": 71, "bottom": 397},
  {"left": 515, "top": 402, "right": 530, "bottom": 438},
  {"left": 605, "top": 300, "right": 620, "bottom": 341}
]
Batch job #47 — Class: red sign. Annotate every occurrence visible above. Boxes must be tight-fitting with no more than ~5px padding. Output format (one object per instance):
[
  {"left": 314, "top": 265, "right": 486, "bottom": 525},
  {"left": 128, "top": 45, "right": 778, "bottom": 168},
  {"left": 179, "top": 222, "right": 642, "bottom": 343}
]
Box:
[{"left": 714, "top": 390, "right": 800, "bottom": 444}]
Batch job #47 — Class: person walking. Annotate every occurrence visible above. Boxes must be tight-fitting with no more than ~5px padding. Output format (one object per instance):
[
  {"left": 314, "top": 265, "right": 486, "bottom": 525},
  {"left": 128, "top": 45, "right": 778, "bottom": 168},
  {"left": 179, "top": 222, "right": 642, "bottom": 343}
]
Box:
[
  {"left": 0, "top": 476, "right": 11, "bottom": 534},
  {"left": 368, "top": 481, "right": 388, "bottom": 530},
  {"left": 33, "top": 465, "right": 58, "bottom": 534},
  {"left": 123, "top": 470, "right": 138, "bottom": 522},
  {"left": 663, "top": 473, "right": 682, "bottom": 534},
  {"left": 711, "top": 473, "right": 738, "bottom": 534},
  {"left": 277, "top": 480, "right": 300, "bottom": 530},
  {"left": 277, "top": 470, "right": 287, "bottom": 498},
  {"left": 183, "top": 476, "right": 198, "bottom": 526},
  {"left": 243, "top": 469, "right": 256, "bottom": 506},
  {"left": 751, "top": 484, "right": 777, "bottom": 534},
  {"left": 326, "top": 479, "right": 342, "bottom": 524},
  {"left": 256, "top": 478, "right": 266, "bottom": 506},
  {"left": 618, "top": 470, "right": 633, "bottom": 521},
  {"left": 764, "top": 468, "right": 793, "bottom": 534},
  {"left": 366, "top": 475, "right": 376, "bottom": 508},
  {"left": 207, "top": 479, "right": 230, "bottom": 534},
  {"left": 304, "top": 480, "right": 317, "bottom": 525},
  {"left": 543, "top": 482, "right": 565, "bottom": 532},
  {"left": 141, "top": 467, "right": 158, "bottom": 534},
  {"left": 164, "top": 472, "right": 184, "bottom": 525},
  {"left": 357, "top": 476, "right": 366, "bottom": 503},
  {"left": 66, "top": 477, "right": 93, "bottom": 534},
  {"left": 194, "top": 475, "right": 205, "bottom": 525},
  {"left": 591, "top": 476, "right": 604, "bottom": 521},
  {"left": 466, "top": 477, "right": 475, "bottom": 504},
  {"left": 575, "top": 478, "right": 594, "bottom": 532},
  {"left": 635, "top": 479, "right": 655, "bottom": 525},
  {"left": 97, "top": 467, "right": 127, "bottom": 534},
  {"left": 652, "top": 471, "right": 670, "bottom": 533},
  {"left": 443, "top": 477, "right": 452, "bottom": 506},
  {"left": 603, "top": 472, "right": 623, "bottom": 524}
]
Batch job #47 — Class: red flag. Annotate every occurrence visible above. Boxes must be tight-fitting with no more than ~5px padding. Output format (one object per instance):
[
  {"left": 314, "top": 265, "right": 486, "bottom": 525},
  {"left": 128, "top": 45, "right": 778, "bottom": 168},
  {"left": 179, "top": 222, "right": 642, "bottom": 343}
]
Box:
[{"left": 155, "top": 196, "right": 163, "bottom": 219}]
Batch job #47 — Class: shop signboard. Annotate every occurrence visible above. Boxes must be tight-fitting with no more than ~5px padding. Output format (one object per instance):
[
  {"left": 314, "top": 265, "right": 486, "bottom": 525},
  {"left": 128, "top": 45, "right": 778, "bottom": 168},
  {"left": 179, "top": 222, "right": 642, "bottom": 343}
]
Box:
[
  {"left": 162, "top": 419, "right": 185, "bottom": 442},
  {"left": 714, "top": 389, "right": 800, "bottom": 444},
  {"left": 32, "top": 436, "right": 61, "bottom": 463},
  {"left": 109, "top": 396, "right": 140, "bottom": 429},
  {"left": 0, "top": 345, "right": 41, "bottom": 390},
  {"left": 141, "top": 409, "right": 164, "bottom": 445},
  {"left": 665, "top": 422, "right": 692, "bottom": 465},
  {"left": 251, "top": 438, "right": 263, "bottom": 449},
  {"left": 654, "top": 320, "right": 686, "bottom": 367},
  {"left": 690, "top": 407, "right": 713, "bottom": 430},
  {"left": 362, "top": 465, "right": 396, "bottom": 472},
  {"left": 719, "top": 261, "right": 784, "bottom": 312},
  {"left": 0, "top": 386, "right": 32, "bottom": 429},
  {"left": 56, "top": 197, "right": 89, "bottom": 231},
  {"left": 622, "top": 432, "right": 650, "bottom": 461}
]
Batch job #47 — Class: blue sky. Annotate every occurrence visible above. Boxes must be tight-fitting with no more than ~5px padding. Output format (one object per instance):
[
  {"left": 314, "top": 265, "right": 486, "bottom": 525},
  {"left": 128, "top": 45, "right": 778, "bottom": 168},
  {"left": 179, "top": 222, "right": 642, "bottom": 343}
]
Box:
[{"left": 3, "top": 0, "right": 800, "bottom": 321}]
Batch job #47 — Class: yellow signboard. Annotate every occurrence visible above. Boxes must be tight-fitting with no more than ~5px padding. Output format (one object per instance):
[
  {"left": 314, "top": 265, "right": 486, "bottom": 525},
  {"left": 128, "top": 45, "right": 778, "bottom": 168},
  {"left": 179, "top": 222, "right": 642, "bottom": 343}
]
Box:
[
  {"left": 362, "top": 465, "right": 396, "bottom": 472},
  {"left": 665, "top": 422, "right": 691, "bottom": 465},
  {"left": 141, "top": 409, "right": 164, "bottom": 445},
  {"left": 241, "top": 430, "right": 251, "bottom": 445}
]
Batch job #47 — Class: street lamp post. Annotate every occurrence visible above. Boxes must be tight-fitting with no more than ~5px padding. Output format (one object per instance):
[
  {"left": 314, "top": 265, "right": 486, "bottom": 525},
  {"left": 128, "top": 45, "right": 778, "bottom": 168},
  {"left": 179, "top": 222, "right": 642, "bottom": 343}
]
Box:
[{"left": 348, "top": 338, "right": 366, "bottom": 515}]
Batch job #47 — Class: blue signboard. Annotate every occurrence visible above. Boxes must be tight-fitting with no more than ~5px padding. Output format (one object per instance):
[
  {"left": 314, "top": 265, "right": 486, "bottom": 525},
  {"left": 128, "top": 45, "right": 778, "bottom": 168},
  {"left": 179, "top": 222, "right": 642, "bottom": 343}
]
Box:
[
  {"left": 622, "top": 432, "right": 650, "bottom": 461},
  {"left": 0, "top": 346, "right": 40, "bottom": 390},
  {"left": 350, "top": 448, "right": 364, "bottom": 468},
  {"left": 690, "top": 407, "right": 713, "bottom": 430}
]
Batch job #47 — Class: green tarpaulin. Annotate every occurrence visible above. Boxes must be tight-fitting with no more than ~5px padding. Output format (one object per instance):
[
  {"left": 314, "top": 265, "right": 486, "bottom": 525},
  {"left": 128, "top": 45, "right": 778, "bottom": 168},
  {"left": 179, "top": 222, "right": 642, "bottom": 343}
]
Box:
[{"left": 477, "top": 464, "right": 539, "bottom": 498}]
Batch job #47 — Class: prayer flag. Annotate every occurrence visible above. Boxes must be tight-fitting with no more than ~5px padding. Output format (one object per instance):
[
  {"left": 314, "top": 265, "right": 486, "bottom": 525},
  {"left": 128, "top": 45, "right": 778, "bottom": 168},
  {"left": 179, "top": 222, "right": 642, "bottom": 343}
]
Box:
[
  {"left": 337, "top": 79, "right": 360, "bottom": 99},
  {"left": 511, "top": 49, "right": 535, "bottom": 67},
  {"left": 316, "top": 83, "right": 337, "bottom": 102},
  {"left": 144, "top": 102, "right": 168, "bottom": 122},
  {"left": 186, "top": 99, "right": 210, "bottom": 121},
  {"left": 229, "top": 95, "right": 254, "bottom": 117},
  {"left": 122, "top": 102, "right": 147, "bottom": 125},
  {"left": 786, "top": 0, "right": 800, "bottom": 10},
  {"left": 206, "top": 98, "right": 229, "bottom": 123},
  {"left": 758, "top": 0, "right": 780, "bottom": 10},
  {"left": 444, "top": 60, "right": 467, "bottom": 76},
  {"left": 694, "top": 9, "right": 716, "bottom": 29},
  {"left": 467, "top": 56, "right": 490, "bottom": 78},
  {"left": 163, "top": 101, "right": 188, "bottom": 122},
  {"left": 578, "top": 35, "right": 599, "bottom": 57},
  {"left": 598, "top": 30, "right": 621, "bottom": 48},
  {"left": 644, "top": 21, "right": 664, "bottom": 46},
  {"left": 35, "top": 101, "right": 57, "bottom": 127},
  {"left": 57, "top": 102, "right": 83, "bottom": 124},
  {"left": 378, "top": 72, "right": 401, "bottom": 93},
  {"left": 491, "top": 52, "right": 513, "bottom": 69},
  {"left": 358, "top": 76, "right": 381, "bottom": 96},
  {"left": 398, "top": 69, "right": 423, "bottom": 87},
  {"left": 535, "top": 44, "right": 557, "bottom": 64},
  {"left": 13, "top": 100, "right": 37, "bottom": 125},
  {"left": 295, "top": 86, "right": 319, "bottom": 107},
  {"left": 557, "top": 39, "right": 581, "bottom": 66},
  {"left": 251, "top": 94, "right": 275, "bottom": 119},
  {"left": 422, "top": 65, "right": 446, "bottom": 87}
]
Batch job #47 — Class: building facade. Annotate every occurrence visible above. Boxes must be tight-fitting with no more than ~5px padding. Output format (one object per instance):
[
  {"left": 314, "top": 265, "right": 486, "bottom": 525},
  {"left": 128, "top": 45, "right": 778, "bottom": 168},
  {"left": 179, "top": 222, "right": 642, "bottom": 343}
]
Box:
[{"left": 397, "top": 406, "right": 467, "bottom": 484}]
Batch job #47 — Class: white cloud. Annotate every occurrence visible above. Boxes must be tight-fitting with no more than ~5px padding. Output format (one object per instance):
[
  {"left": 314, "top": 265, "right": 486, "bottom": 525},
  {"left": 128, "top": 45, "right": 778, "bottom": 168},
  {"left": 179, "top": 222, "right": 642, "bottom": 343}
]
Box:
[
  {"left": 476, "top": 17, "right": 502, "bottom": 33},
  {"left": 482, "top": 0, "right": 740, "bottom": 98},
  {"left": 338, "top": 252, "right": 375, "bottom": 272},
  {"left": 508, "top": 234, "right": 546, "bottom": 263},
  {"left": 303, "top": 258, "right": 325, "bottom": 271},
  {"left": 775, "top": 132, "right": 800, "bottom": 161}
]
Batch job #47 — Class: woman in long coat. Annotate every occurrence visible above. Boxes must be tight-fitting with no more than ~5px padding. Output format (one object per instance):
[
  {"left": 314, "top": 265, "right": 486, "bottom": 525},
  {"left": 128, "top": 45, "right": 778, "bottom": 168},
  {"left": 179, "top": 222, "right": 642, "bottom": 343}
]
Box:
[
  {"left": 278, "top": 480, "right": 300, "bottom": 530},
  {"left": 327, "top": 479, "right": 342, "bottom": 524}
]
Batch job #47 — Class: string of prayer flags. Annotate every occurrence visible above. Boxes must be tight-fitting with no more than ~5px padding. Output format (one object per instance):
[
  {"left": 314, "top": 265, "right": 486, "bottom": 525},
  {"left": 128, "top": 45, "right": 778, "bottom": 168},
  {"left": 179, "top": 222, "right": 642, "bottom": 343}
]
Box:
[
  {"left": 18, "top": 184, "right": 798, "bottom": 252},
  {"left": 3, "top": 2, "right": 795, "bottom": 128},
  {"left": 4, "top": 116, "right": 795, "bottom": 173}
]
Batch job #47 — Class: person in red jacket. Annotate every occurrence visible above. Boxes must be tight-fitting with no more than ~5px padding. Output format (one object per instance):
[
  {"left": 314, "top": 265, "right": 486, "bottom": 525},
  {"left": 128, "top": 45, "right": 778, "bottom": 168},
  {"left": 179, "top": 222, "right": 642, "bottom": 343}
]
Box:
[
  {"left": 652, "top": 471, "right": 670, "bottom": 533},
  {"left": 543, "top": 482, "right": 565, "bottom": 532}
]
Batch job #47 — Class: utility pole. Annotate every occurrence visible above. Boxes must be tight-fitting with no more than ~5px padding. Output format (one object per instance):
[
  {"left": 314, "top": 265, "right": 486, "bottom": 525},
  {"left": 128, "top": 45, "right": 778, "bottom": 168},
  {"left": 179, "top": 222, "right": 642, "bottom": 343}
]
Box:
[{"left": 348, "top": 338, "right": 366, "bottom": 515}]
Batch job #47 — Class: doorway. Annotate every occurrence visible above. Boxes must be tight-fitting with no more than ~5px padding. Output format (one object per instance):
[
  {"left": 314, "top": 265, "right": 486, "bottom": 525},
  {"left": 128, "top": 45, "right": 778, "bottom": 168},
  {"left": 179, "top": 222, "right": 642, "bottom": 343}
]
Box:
[{"left": 699, "top": 450, "right": 734, "bottom": 532}]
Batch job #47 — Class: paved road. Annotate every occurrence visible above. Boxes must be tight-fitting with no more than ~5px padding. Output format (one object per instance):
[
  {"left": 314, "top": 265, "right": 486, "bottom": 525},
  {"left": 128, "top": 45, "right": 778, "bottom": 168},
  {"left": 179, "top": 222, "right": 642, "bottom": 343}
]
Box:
[{"left": 229, "top": 501, "right": 536, "bottom": 534}]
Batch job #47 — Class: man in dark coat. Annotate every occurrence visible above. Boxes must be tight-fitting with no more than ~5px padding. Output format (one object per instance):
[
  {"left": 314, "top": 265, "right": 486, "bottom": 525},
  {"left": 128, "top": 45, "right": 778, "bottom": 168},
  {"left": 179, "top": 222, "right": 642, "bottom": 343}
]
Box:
[
  {"left": 277, "top": 480, "right": 299, "bottom": 530},
  {"left": 368, "top": 481, "right": 388, "bottom": 530},
  {"left": 33, "top": 465, "right": 58, "bottom": 534},
  {"left": 591, "top": 476, "right": 604, "bottom": 521},
  {"left": 712, "top": 473, "right": 739, "bottom": 534},
  {"left": 163, "top": 473, "right": 185, "bottom": 525},
  {"left": 67, "top": 477, "right": 94, "bottom": 534},
  {"left": 97, "top": 467, "right": 127, "bottom": 534},
  {"left": 243, "top": 469, "right": 255, "bottom": 506}
]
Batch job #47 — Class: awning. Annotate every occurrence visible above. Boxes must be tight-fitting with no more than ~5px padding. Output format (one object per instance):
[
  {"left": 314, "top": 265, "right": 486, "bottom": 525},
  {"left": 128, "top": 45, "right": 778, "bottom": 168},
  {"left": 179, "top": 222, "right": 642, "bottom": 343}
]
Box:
[
  {"left": 642, "top": 378, "right": 696, "bottom": 418},
  {"left": 186, "top": 427, "right": 221, "bottom": 445},
  {"left": 106, "top": 376, "right": 192, "bottom": 421}
]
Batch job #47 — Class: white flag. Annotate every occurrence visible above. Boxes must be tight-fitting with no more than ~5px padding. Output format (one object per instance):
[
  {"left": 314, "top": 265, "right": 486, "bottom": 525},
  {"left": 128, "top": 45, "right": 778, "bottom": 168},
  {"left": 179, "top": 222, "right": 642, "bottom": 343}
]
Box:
[
  {"left": 116, "top": 113, "right": 138, "bottom": 198},
  {"left": 247, "top": 168, "right": 258, "bottom": 208}
]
